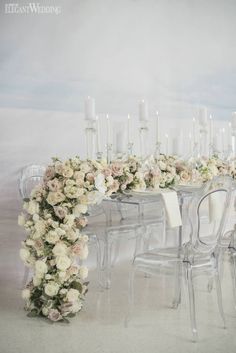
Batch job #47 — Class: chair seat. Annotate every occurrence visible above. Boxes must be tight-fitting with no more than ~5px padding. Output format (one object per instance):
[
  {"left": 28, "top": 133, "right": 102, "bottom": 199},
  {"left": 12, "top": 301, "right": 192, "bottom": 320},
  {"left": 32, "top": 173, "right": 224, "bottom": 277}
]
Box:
[{"left": 134, "top": 247, "right": 183, "bottom": 269}]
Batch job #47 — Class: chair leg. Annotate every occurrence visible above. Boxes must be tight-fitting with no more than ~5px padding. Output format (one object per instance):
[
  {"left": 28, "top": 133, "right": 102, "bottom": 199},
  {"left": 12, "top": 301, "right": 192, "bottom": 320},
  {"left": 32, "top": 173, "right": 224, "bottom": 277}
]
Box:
[
  {"left": 99, "top": 233, "right": 112, "bottom": 289},
  {"left": 186, "top": 263, "right": 198, "bottom": 341},
  {"left": 230, "top": 253, "right": 236, "bottom": 309},
  {"left": 101, "top": 236, "right": 113, "bottom": 289},
  {"left": 111, "top": 239, "right": 121, "bottom": 268},
  {"left": 125, "top": 265, "right": 136, "bottom": 327},
  {"left": 95, "top": 238, "right": 103, "bottom": 289},
  {"left": 214, "top": 269, "right": 226, "bottom": 328},
  {"left": 172, "top": 261, "right": 182, "bottom": 308},
  {"left": 207, "top": 277, "right": 214, "bottom": 292}
]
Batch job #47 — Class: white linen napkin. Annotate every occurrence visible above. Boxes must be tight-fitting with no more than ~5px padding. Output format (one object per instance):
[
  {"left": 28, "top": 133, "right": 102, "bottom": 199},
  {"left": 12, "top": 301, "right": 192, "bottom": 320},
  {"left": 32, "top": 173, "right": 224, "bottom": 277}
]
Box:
[
  {"left": 161, "top": 190, "right": 182, "bottom": 228},
  {"left": 209, "top": 192, "right": 224, "bottom": 223}
]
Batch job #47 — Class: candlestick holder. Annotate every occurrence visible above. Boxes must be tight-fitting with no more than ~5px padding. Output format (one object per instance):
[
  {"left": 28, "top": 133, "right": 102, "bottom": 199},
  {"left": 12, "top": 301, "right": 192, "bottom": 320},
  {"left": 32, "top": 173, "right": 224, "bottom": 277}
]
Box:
[
  {"left": 106, "top": 143, "right": 113, "bottom": 164},
  {"left": 208, "top": 143, "right": 215, "bottom": 158},
  {"left": 139, "top": 120, "right": 149, "bottom": 159},
  {"left": 127, "top": 142, "right": 134, "bottom": 158},
  {"left": 199, "top": 126, "right": 208, "bottom": 157},
  {"left": 96, "top": 151, "right": 103, "bottom": 161},
  {"left": 192, "top": 142, "right": 200, "bottom": 159},
  {"left": 154, "top": 141, "right": 161, "bottom": 158},
  {"left": 85, "top": 119, "right": 96, "bottom": 160}
]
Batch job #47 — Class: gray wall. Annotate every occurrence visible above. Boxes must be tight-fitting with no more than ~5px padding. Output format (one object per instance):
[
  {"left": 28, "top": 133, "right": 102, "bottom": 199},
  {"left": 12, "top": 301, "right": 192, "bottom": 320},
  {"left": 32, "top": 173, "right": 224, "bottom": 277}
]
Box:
[{"left": 0, "top": 0, "right": 236, "bottom": 118}]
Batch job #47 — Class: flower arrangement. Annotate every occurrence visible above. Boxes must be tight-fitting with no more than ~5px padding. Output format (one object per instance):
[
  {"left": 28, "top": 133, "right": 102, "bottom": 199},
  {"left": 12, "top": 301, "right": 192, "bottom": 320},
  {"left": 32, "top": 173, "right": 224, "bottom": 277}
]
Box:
[
  {"left": 139, "top": 155, "right": 179, "bottom": 189},
  {"left": 18, "top": 157, "right": 106, "bottom": 322},
  {"left": 18, "top": 154, "right": 236, "bottom": 322}
]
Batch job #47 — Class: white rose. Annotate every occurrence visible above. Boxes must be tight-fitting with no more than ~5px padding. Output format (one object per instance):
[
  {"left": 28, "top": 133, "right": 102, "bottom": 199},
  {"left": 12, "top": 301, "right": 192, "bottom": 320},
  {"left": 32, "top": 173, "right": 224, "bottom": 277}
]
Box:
[
  {"left": 56, "top": 256, "right": 71, "bottom": 271},
  {"left": 64, "top": 185, "right": 82, "bottom": 199},
  {"left": 62, "top": 166, "right": 74, "bottom": 178},
  {"left": 42, "top": 307, "right": 49, "bottom": 316},
  {"left": 47, "top": 191, "right": 65, "bottom": 206},
  {"left": 64, "top": 215, "right": 75, "bottom": 227},
  {"left": 33, "top": 276, "right": 42, "bottom": 286},
  {"left": 26, "top": 239, "right": 35, "bottom": 246},
  {"left": 80, "top": 162, "right": 91, "bottom": 173},
  {"left": 95, "top": 174, "right": 107, "bottom": 194},
  {"left": 35, "top": 260, "right": 48, "bottom": 276},
  {"left": 159, "top": 161, "right": 167, "bottom": 171},
  {"left": 65, "top": 229, "right": 78, "bottom": 242},
  {"left": 22, "top": 288, "right": 31, "bottom": 299},
  {"left": 32, "top": 231, "right": 41, "bottom": 240},
  {"left": 24, "top": 200, "right": 39, "bottom": 215},
  {"left": 52, "top": 243, "right": 68, "bottom": 256},
  {"left": 59, "top": 271, "right": 67, "bottom": 279},
  {"left": 56, "top": 228, "right": 66, "bottom": 236},
  {"left": 45, "top": 230, "right": 60, "bottom": 244},
  {"left": 34, "top": 220, "right": 46, "bottom": 235},
  {"left": 45, "top": 282, "right": 60, "bottom": 297},
  {"left": 59, "top": 288, "right": 68, "bottom": 296},
  {"left": 71, "top": 301, "right": 82, "bottom": 313},
  {"left": 79, "top": 266, "right": 88, "bottom": 280},
  {"left": 20, "top": 248, "right": 30, "bottom": 262},
  {"left": 18, "top": 214, "right": 25, "bottom": 226},
  {"left": 66, "top": 288, "right": 79, "bottom": 302},
  {"left": 73, "top": 204, "right": 88, "bottom": 216},
  {"left": 87, "top": 191, "right": 104, "bottom": 205},
  {"left": 32, "top": 214, "right": 40, "bottom": 222}
]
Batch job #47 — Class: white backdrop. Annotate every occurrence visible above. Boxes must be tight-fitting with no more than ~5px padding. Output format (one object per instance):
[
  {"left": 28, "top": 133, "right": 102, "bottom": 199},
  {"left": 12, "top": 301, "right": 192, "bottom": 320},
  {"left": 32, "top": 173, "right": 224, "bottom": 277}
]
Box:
[{"left": 1, "top": 0, "right": 236, "bottom": 216}]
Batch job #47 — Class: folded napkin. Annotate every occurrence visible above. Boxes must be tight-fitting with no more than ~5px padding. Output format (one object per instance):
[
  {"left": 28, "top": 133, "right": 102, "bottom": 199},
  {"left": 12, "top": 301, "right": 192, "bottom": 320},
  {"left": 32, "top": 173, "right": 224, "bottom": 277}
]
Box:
[
  {"left": 209, "top": 192, "right": 224, "bottom": 223},
  {"left": 161, "top": 190, "right": 182, "bottom": 228}
]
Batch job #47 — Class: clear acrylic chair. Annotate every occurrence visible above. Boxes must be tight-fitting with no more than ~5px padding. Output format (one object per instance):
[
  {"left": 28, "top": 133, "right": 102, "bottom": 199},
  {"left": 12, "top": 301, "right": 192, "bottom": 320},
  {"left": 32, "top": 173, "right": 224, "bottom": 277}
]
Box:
[
  {"left": 228, "top": 227, "right": 236, "bottom": 308},
  {"left": 19, "top": 164, "right": 46, "bottom": 199},
  {"left": 85, "top": 201, "right": 145, "bottom": 289},
  {"left": 18, "top": 164, "right": 46, "bottom": 287},
  {"left": 127, "top": 176, "right": 233, "bottom": 341},
  {"left": 84, "top": 195, "right": 166, "bottom": 289}
]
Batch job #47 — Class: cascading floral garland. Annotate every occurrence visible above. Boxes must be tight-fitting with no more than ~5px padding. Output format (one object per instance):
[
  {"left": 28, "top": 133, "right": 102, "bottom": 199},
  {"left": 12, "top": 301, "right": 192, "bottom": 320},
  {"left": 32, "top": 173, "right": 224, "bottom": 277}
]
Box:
[{"left": 18, "top": 154, "right": 234, "bottom": 322}]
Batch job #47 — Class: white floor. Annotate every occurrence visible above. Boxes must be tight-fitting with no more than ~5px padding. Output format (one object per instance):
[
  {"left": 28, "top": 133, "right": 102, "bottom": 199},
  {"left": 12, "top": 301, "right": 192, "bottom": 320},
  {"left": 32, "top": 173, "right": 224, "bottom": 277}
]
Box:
[{"left": 1, "top": 215, "right": 236, "bottom": 353}]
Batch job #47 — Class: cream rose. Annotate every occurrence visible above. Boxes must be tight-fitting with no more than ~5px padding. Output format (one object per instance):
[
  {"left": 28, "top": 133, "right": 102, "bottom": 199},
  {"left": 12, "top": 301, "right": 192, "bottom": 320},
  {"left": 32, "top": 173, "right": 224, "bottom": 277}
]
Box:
[
  {"left": 79, "top": 266, "right": 88, "bottom": 280},
  {"left": 52, "top": 242, "right": 68, "bottom": 256},
  {"left": 64, "top": 185, "right": 83, "bottom": 199},
  {"left": 56, "top": 255, "right": 71, "bottom": 271},
  {"left": 45, "top": 282, "right": 60, "bottom": 297},
  {"left": 180, "top": 170, "right": 191, "bottom": 184},
  {"left": 34, "top": 220, "right": 46, "bottom": 235},
  {"left": 35, "top": 260, "right": 48, "bottom": 276},
  {"left": 62, "top": 166, "right": 74, "bottom": 178},
  {"left": 47, "top": 178, "right": 61, "bottom": 192},
  {"left": 53, "top": 206, "right": 67, "bottom": 219},
  {"left": 66, "top": 288, "right": 79, "bottom": 302},
  {"left": 64, "top": 214, "right": 75, "bottom": 227},
  {"left": 45, "top": 230, "right": 60, "bottom": 244},
  {"left": 80, "top": 162, "right": 91, "bottom": 173},
  {"left": 33, "top": 276, "right": 42, "bottom": 286},
  {"left": 47, "top": 191, "right": 65, "bottom": 206},
  {"left": 71, "top": 301, "right": 82, "bottom": 313},
  {"left": 19, "top": 248, "right": 30, "bottom": 262},
  {"left": 73, "top": 204, "right": 88, "bottom": 216},
  {"left": 24, "top": 200, "right": 39, "bottom": 215},
  {"left": 54, "top": 162, "right": 64, "bottom": 175},
  {"left": 95, "top": 174, "right": 107, "bottom": 194},
  {"left": 18, "top": 214, "right": 25, "bottom": 226}
]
